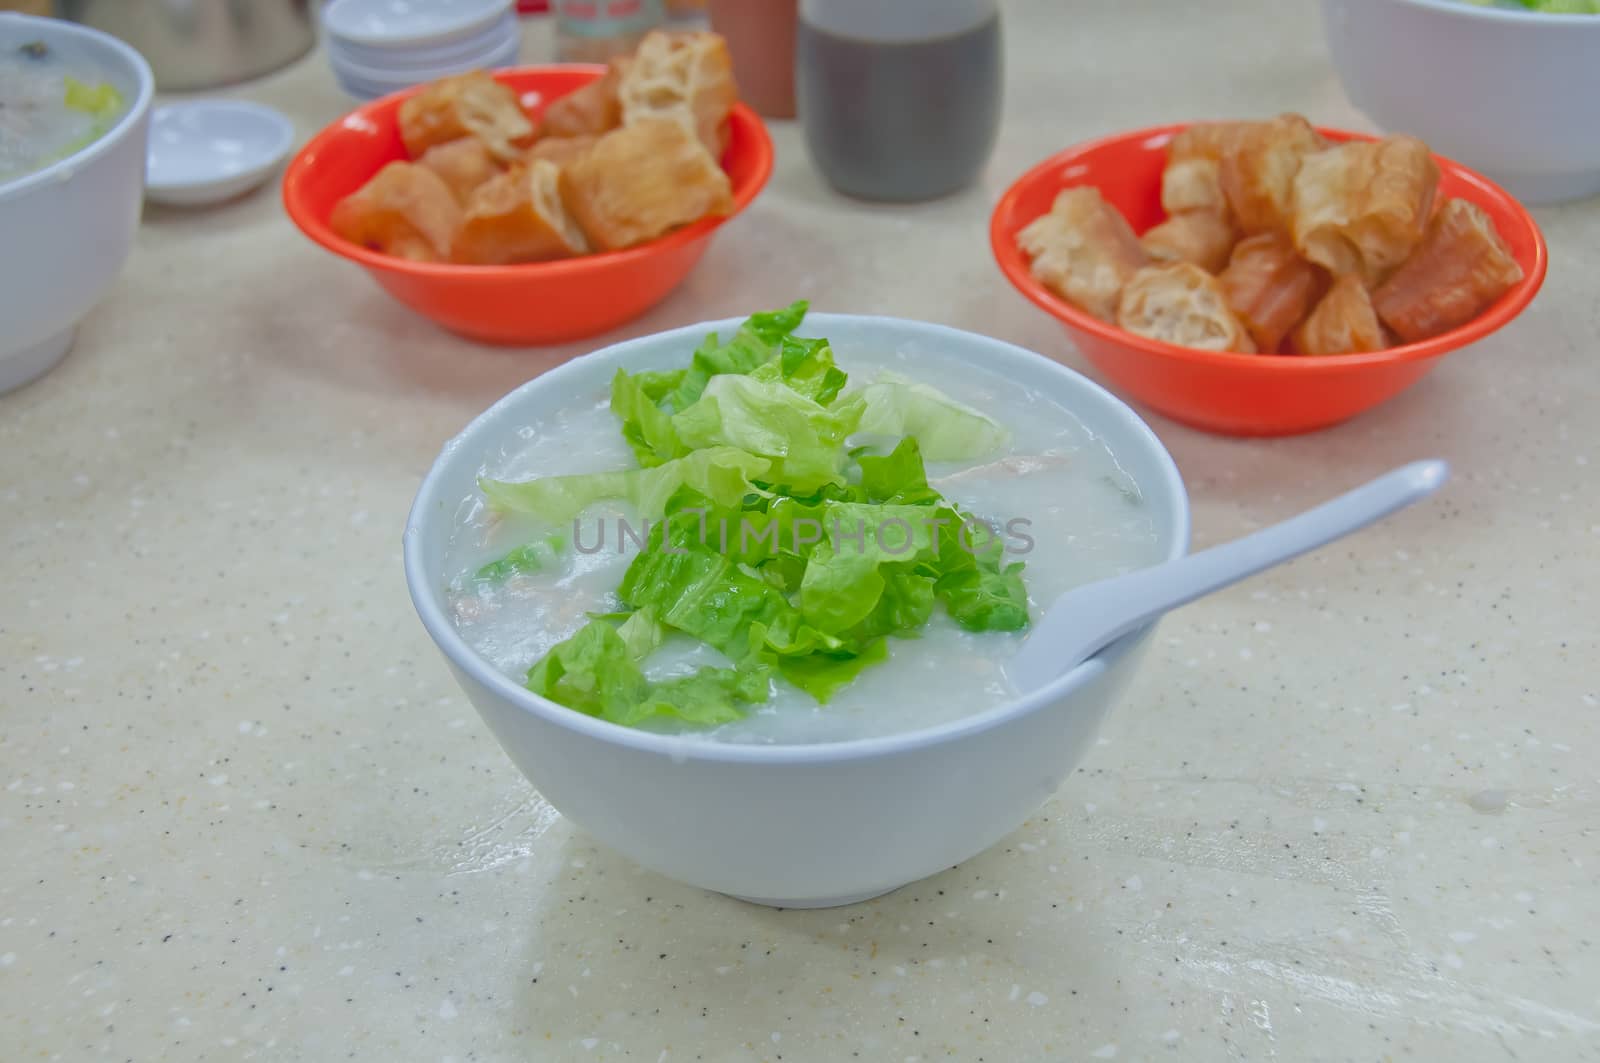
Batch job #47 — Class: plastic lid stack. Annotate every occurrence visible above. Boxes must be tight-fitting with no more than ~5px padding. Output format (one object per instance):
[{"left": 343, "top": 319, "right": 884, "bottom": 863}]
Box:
[{"left": 321, "top": 0, "right": 523, "bottom": 101}]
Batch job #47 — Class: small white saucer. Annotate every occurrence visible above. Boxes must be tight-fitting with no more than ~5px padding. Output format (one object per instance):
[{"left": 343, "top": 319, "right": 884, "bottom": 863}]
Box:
[{"left": 145, "top": 101, "right": 296, "bottom": 207}]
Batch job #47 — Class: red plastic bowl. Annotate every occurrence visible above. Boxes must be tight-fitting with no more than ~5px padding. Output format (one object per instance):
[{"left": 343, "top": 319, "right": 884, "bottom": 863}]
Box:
[
  {"left": 991, "top": 124, "right": 1547, "bottom": 436},
  {"left": 283, "top": 67, "right": 773, "bottom": 346}
]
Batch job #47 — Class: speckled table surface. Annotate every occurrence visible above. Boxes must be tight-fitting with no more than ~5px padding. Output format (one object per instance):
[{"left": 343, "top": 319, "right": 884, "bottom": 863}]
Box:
[{"left": 3, "top": 3, "right": 1598, "bottom": 1061}]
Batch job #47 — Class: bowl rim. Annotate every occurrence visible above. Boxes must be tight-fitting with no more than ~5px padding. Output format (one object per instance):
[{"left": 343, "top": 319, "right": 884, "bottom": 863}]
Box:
[
  {"left": 322, "top": 0, "right": 512, "bottom": 48},
  {"left": 402, "top": 312, "right": 1193, "bottom": 765},
  {"left": 990, "top": 121, "right": 1549, "bottom": 373},
  {"left": 328, "top": 32, "right": 520, "bottom": 84},
  {"left": 325, "top": 11, "right": 519, "bottom": 64},
  {"left": 0, "top": 12, "right": 156, "bottom": 205},
  {"left": 1390, "top": 0, "right": 1600, "bottom": 25},
  {"left": 281, "top": 64, "right": 775, "bottom": 277}
]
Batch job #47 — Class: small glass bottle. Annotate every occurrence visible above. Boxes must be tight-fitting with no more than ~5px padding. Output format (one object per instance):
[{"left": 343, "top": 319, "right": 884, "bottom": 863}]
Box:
[{"left": 555, "top": 0, "right": 666, "bottom": 64}]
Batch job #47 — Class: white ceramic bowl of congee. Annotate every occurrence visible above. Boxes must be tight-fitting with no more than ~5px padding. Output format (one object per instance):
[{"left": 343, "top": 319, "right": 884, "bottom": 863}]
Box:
[
  {"left": 1320, "top": 0, "right": 1600, "bottom": 205},
  {"left": 404, "top": 314, "right": 1190, "bottom": 908},
  {"left": 0, "top": 13, "right": 154, "bottom": 394}
]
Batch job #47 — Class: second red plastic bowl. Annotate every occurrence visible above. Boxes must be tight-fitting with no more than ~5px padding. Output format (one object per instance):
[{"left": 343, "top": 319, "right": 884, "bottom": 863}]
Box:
[
  {"left": 283, "top": 67, "right": 774, "bottom": 346},
  {"left": 991, "top": 124, "right": 1547, "bottom": 436}
]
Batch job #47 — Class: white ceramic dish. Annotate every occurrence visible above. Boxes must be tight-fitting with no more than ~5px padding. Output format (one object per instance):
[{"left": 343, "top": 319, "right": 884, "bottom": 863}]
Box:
[
  {"left": 331, "top": 35, "right": 520, "bottom": 99},
  {"left": 1321, "top": 0, "right": 1600, "bottom": 204},
  {"left": 329, "top": 31, "right": 518, "bottom": 85},
  {"left": 145, "top": 101, "right": 296, "bottom": 207},
  {"left": 0, "top": 13, "right": 154, "bottom": 395},
  {"left": 322, "top": 0, "right": 512, "bottom": 48},
  {"left": 332, "top": 67, "right": 382, "bottom": 101},
  {"left": 403, "top": 314, "right": 1191, "bottom": 908},
  {"left": 326, "top": 11, "right": 517, "bottom": 69}
]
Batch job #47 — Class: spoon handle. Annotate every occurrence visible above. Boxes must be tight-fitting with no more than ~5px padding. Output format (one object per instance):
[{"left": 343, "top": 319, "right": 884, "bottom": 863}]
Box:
[{"left": 1011, "top": 460, "right": 1451, "bottom": 690}]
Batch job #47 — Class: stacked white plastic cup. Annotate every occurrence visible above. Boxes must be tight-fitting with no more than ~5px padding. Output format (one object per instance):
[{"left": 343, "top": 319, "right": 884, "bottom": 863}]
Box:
[{"left": 321, "top": 0, "right": 523, "bottom": 100}]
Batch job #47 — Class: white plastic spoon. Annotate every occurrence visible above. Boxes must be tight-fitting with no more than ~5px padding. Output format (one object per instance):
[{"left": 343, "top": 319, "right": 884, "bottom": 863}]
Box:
[{"left": 1005, "top": 459, "right": 1451, "bottom": 694}]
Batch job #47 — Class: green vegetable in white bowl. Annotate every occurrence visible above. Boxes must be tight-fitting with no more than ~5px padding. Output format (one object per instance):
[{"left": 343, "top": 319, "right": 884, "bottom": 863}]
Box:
[
  {"left": 0, "top": 42, "right": 126, "bottom": 183},
  {"left": 403, "top": 311, "right": 1188, "bottom": 906},
  {"left": 1460, "top": 0, "right": 1599, "bottom": 11},
  {"left": 1, "top": 13, "right": 153, "bottom": 396},
  {"left": 476, "top": 302, "right": 1033, "bottom": 729}
]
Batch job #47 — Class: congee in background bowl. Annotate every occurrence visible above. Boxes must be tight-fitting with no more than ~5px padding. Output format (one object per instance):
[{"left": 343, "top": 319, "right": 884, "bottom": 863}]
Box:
[
  {"left": 404, "top": 309, "right": 1190, "bottom": 907},
  {"left": 0, "top": 13, "right": 154, "bottom": 394}
]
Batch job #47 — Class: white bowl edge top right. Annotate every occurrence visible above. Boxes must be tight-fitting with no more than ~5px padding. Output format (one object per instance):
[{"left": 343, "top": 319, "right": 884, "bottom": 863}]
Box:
[{"left": 1320, "top": 0, "right": 1600, "bottom": 204}]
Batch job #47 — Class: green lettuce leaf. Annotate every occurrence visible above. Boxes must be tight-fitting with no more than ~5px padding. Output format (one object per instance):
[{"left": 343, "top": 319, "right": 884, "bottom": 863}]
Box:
[
  {"left": 473, "top": 535, "right": 565, "bottom": 583},
  {"left": 733, "top": 495, "right": 833, "bottom": 590},
  {"left": 480, "top": 446, "right": 771, "bottom": 524},
  {"left": 525, "top": 617, "right": 767, "bottom": 728},
  {"left": 613, "top": 494, "right": 885, "bottom": 702},
  {"left": 774, "top": 638, "right": 889, "bottom": 703},
  {"left": 856, "top": 437, "right": 942, "bottom": 506},
  {"left": 632, "top": 368, "right": 686, "bottom": 403},
  {"left": 615, "top": 607, "right": 666, "bottom": 659},
  {"left": 749, "top": 335, "right": 849, "bottom": 406},
  {"left": 525, "top": 620, "right": 650, "bottom": 722},
  {"left": 798, "top": 502, "right": 937, "bottom": 634},
  {"left": 928, "top": 506, "right": 1030, "bottom": 632},
  {"left": 668, "top": 331, "right": 769, "bottom": 413},
  {"left": 672, "top": 375, "right": 863, "bottom": 494},
  {"left": 744, "top": 300, "right": 811, "bottom": 344},
  {"left": 619, "top": 502, "right": 799, "bottom": 656},
  {"left": 630, "top": 616, "right": 774, "bottom": 726},
  {"left": 851, "top": 372, "right": 1009, "bottom": 461},
  {"left": 611, "top": 368, "right": 687, "bottom": 468},
  {"left": 63, "top": 77, "right": 123, "bottom": 120},
  {"left": 666, "top": 301, "right": 810, "bottom": 412},
  {"left": 631, "top": 668, "right": 760, "bottom": 727},
  {"left": 1511, "top": 0, "right": 1600, "bottom": 11},
  {"left": 850, "top": 568, "right": 937, "bottom": 641}
]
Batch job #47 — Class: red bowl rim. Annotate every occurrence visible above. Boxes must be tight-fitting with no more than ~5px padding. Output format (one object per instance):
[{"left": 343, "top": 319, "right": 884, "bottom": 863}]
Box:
[
  {"left": 990, "top": 122, "right": 1549, "bottom": 372},
  {"left": 282, "top": 64, "right": 775, "bottom": 278}
]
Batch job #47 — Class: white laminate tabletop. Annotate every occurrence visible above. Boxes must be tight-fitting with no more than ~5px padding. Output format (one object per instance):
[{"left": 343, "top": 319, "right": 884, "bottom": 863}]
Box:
[{"left": 2, "top": 3, "right": 1597, "bottom": 1060}]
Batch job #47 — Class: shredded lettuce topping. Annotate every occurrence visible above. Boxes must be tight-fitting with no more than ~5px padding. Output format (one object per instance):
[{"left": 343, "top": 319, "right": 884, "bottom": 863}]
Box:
[
  {"left": 1460, "top": 0, "right": 1599, "bottom": 10},
  {"left": 56, "top": 77, "right": 125, "bottom": 160},
  {"left": 62, "top": 76, "right": 123, "bottom": 120},
  {"left": 476, "top": 302, "right": 1031, "bottom": 729}
]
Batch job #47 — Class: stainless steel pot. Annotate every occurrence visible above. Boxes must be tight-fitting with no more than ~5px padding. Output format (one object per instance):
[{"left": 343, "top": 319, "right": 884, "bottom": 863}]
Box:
[{"left": 59, "top": 0, "right": 315, "bottom": 91}]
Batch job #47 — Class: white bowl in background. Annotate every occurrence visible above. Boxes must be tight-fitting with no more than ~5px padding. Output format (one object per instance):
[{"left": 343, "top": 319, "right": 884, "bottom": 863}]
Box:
[
  {"left": 326, "top": 11, "right": 518, "bottom": 69},
  {"left": 330, "top": 34, "right": 521, "bottom": 99},
  {"left": 329, "top": 31, "right": 519, "bottom": 86},
  {"left": 1320, "top": 0, "right": 1600, "bottom": 204},
  {"left": 0, "top": 13, "right": 155, "bottom": 394},
  {"left": 146, "top": 101, "right": 296, "bottom": 207},
  {"left": 322, "top": 0, "right": 512, "bottom": 48},
  {"left": 403, "top": 314, "right": 1191, "bottom": 908},
  {"left": 332, "top": 66, "right": 384, "bottom": 101}
]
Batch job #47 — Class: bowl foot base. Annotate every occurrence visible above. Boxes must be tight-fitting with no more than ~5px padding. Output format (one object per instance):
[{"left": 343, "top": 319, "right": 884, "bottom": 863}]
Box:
[
  {"left": 1489, "top": 169, "right": 1600, "bottom": 206},
  {"left": 0, "top": 325, "right": 76, "bottom": 395},
  {"left": 725, "top": 885, "right": 902, "bottom": 909}
]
